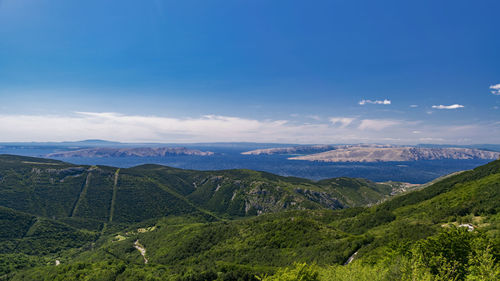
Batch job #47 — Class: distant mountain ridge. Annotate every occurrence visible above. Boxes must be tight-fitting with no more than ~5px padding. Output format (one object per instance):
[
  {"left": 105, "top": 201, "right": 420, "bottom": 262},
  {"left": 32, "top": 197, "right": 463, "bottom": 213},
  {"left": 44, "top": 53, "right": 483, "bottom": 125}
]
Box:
[
  {"left": 242, "top": 144, "right": 500, "bottom": 162},
  {"left": 290, "top": 146, "right": 500, "bottom": 162},
  {"left": 242, "top": 144, "right": 397, "bottom": 155},
  {"left": 241, "top": 144, "right": 338, "bottom": 155},
  {"left": 47, "top": 147, "right": 214, "bottom": 158}
]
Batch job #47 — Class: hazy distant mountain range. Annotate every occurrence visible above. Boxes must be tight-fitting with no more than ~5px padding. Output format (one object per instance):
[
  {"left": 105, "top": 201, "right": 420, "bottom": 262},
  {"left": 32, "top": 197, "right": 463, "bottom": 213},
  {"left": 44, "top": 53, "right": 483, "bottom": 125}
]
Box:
[
  {"left": 241, "top": 144, "right": 338, "bottom": 155},
  {"left": 1, "top": 140, "right": 498, "bottom": 183},
  {"left": 47, "top": 147, "right": 214, "bottom": 158},
  {"left": 243, "top": 144, "right": 500, "bottom": 162}
]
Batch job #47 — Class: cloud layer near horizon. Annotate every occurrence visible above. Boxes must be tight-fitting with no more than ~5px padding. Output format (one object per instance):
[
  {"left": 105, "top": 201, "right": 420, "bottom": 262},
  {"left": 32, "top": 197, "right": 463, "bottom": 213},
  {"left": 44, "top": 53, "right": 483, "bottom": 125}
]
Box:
[{"left": 0, "top": 112, "right": 498, "bottom": 144}]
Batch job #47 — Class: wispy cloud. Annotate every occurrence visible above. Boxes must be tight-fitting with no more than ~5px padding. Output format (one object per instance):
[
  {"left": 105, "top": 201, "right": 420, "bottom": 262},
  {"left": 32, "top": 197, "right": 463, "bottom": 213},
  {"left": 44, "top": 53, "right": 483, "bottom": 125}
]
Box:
[
  {"left": 431, "top": 104, "right": 464, "bottom": 110},
  {"left": 358, "top": 119, "right": 400, "bottom": 130},
  {"left": 306, "top": 115, "right": 322, "bottom": 121},
  {"left": 490, "top": 83, "right": 500, "bottom": 95},
  {"left": 359, "top": 99, "right": 391, "bottom": 105},
  {"left": 410, "top": 105, "right": 418, "bottom": 108},
  {"left": 0, "top": 112, "right": 498, "bottom": 144},
  {"left": 329, "top": 117, "right": 355, "bottom": 128},
  {"left": 0, "top": 112, "right": 341, "bottom": 143}
]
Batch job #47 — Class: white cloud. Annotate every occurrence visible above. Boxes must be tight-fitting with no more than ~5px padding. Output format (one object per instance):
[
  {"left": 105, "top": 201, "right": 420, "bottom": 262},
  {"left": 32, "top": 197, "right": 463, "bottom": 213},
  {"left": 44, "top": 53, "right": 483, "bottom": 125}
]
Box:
[
  {"left": 358, "top": 119, "right": 400, "bottom": 131},
  {"left": 0, "top": 112, "right": 353, "bottom": 143},
  {"left": 419, "top": 137, "right": 445, "bottom": 142},
  {"left": 490, "top": 83, "right": 500, "bottom": 95},
  {"left": 431, "top": 104, "right": 464, "bottom": 110},
  {"left": 306, "top": 115, "right": 322, "bottom": 121},
  {"left": 0, "top": 112, "right": 498, "bottom": 144},
  {"left": 359, "top": 99, "right": 391, "bottom": 105},
  {"left": 329, "top": 117, "right": 355, "bottom": 128},
  {"left": 410, "top": 105, "right": 418, "bottom": 108}
]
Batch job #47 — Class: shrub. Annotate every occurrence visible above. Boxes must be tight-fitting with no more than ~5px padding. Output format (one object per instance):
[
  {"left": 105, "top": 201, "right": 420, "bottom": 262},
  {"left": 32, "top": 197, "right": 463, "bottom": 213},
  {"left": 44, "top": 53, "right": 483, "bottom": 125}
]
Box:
[{"left": 257, "top": 263, "right": 319, "bottom": 281}]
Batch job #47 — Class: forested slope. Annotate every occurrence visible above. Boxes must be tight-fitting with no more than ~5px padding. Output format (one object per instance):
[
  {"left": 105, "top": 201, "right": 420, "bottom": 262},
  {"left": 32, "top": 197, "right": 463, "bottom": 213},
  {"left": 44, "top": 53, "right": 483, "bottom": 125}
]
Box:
[{"left": 0, "top": 155, "right": 498, "bottom": 280}]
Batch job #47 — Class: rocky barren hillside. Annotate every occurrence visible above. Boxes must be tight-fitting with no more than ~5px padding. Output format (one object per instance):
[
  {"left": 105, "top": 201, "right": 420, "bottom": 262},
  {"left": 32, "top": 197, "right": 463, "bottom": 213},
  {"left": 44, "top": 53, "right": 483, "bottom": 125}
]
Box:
[
  {"left": 47, "top": 147, "right": 214, "bottom": 158},
  {"left": 241, "top": 145, "right": 338, "bottom": 155},
  {"left": 242, "top": 144, "right": 499, "bottom": 162},
  {"left": 289, "top": 146, "right": 500, "bottom": 162}
]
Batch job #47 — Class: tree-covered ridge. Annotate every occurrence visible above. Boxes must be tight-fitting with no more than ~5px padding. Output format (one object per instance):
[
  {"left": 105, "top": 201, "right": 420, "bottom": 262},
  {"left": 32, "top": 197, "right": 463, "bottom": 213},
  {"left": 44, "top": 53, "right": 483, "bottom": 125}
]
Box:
[
  {"left": 0, "top": 154, "right": 406, "bottom": 275},
  {"left": 0, "top": 154, "right": 401, "bottom": 223},
  {"left": 0, "top": 155, "right": 498, "bottom": 280}
]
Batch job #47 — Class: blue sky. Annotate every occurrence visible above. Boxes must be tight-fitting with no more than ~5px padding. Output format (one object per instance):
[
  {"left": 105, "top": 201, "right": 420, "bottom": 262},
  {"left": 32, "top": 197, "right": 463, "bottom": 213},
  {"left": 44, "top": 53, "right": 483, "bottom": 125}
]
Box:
[{"left": 0, "top": 0, "right": 499, "bottom": 143}]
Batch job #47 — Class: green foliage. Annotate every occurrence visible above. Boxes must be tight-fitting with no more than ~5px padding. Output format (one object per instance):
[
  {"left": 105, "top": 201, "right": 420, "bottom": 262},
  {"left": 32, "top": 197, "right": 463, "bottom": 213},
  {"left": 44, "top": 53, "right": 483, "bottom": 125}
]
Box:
[
  {"left": 72, "top": 168, "right": 115, "bottom": 221},
  {"left": 178, "top": 264, "right": 261, "bottom": 281},
  {"left": 408, "top": 226, "right": 499, "bottom": 280},
  {"left": 9, "top": 261, "right": 128, "bottom": 281},
  {"left": 411, "top": 227, "right": 475, "bottom": 279},
  {"left": 258, "top": 263, "right": 319, "bottom": 281},
  {"left": 318, "top": 177, "right": 393, "bottom": 207},
  {"left": 341, "top": 208, "right": 396, "bottom": 234},
  {"left": 0, "top": 207, "right": 35, "bottom": 241},
  {"left": 0, "top": 207, "right": 98, "bottom": 256},
  {"left": 112, "top": 172, "right": 202, "bottom": 223},
  {"left": 0, "top": 154, "right": 401, "bottom": 227},
  {"left": 15, "top": 218, "right": 98, "bottom": 255},
  {"left": 0, "top": 254, "right": 45, "bottom": 277},
  {"left": 0, "top": 164, "right": 88, "bottom": 219},
  {"left": 319, "top": 262, "right": 391, "bottom": 281},
  {"left": 0, "top": 155, "right": 499, "bottom": 280},
  {"left": 466, "top": 245, "right": 500, "bottom": 280},
  {"left": 380, "top": 159, "right": 500, "bottom": 216},
  {"left": 57, "top": 217, "right": 103, "bottom": 232}
]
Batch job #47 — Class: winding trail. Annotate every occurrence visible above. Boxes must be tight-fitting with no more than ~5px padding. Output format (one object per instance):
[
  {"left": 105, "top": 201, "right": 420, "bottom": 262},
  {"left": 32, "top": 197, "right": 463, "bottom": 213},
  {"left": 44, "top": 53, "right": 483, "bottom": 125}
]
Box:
[
  {"left": 344, "top": 251, "right": 358, "bottom": 265},
  {"left": 134, "top": 240, "right": 148, "bottom": 264}
]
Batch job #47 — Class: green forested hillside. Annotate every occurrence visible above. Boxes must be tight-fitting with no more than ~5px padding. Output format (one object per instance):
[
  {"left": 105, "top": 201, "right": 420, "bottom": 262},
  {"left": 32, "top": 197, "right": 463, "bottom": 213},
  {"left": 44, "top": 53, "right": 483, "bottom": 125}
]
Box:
[
  {"left": 0, "top": 154, "right": 399, "bottom": 223},
  {"left": 0, "top": 155, "right": 499, "bottom": 280}
]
